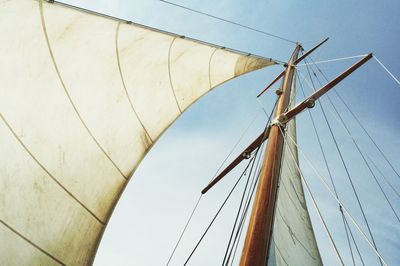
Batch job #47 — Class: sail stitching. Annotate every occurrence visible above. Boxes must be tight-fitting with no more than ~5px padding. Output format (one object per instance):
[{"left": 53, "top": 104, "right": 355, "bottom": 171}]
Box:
[
  {"left": 207, "top": 47, "right": 218, "bottom": 91},
  {"left": 275, "top": 206, "right": 319, "bottom": 260},
  {"left": 0, "top": 113, "right": 105, "bottom": 224},
  {"left": 38, "top": 0, "right": 127, "bottom": 180},
  {"left": 167, "top": 36, "right": 183, "bottom": 113},
  {"left": 0, "top": 219, "right": 66, "bottom": 265},
  {"left": 115, "top": 22, "right": 154, "bottom": 143},
  {"left": 271, "top": 238, "right": 289, "bottom": 266}
]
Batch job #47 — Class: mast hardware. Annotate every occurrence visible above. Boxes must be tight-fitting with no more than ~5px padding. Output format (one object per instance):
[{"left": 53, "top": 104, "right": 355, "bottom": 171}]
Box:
[
  {"left": 201, "top": 127, "right": 271, "bottom": 194},
  {"left": 283, "top": 53, "right": 372, "bottom": 123},
  {"left": 305, "top": 98, "right": 316, "bottom": 108},
  {"left": 257, "top": 37, "right": 329, "bottom": 98}
]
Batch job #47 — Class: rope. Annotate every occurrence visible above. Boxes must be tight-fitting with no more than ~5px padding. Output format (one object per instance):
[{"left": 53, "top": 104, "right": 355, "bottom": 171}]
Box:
[
  {"left": 281, "top": 128, "right": 388, "bottom": 265},
  {"left": 298, "top": 69, "right": 380, "bottom": 256},
  {"left": 227, "top": 147, "right": 264, "bottom": 266},
  {"left": 310, "top": 56, "right": 400, "bottom": 183},
  {"left": 222, "top": 97, "right": 279, "bottom": 265},
  {"left": 159, "top": 0, "right": 297, "bottom": 44},
  {"left": 297, "top": 54, "right": 368, "bottom": 66},
  {"left": 278, "top": 126, "right": 344, "bottom": 265},
  {"left": 183, "top": 156, "right": 255, "bottom": 265},
  {"left": 301, "top": 59, "right": 381, "bottom": 263},
  {"left": 305, "top": 60, "right": 400, "bottom": 224},
  {"left": 166, "top": 110, "right": 262, "bottom": 265},
  {"left": 297, "top": 71, "right": 354, "bottom": 265},
  {"left": 181, "top": 96, "right": 278, "bottom": 265},
  {"left": 221, "top": 151, "right": 260, "bottom": 265},
  {"left": 373, "top": 55, "right": 400, "bottom": 86},
  {"left": 343, "top": 213, "right": 366, "bottom": 265}
]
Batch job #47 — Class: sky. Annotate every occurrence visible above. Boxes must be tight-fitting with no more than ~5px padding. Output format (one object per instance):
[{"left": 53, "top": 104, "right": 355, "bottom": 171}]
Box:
[{"left": 61, "top": 0, "right": 400, "bottom": 265}]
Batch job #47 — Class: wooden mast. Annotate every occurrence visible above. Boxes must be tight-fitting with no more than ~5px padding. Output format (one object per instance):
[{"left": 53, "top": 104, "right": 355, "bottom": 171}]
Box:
[{"left": 240, "top": 44, "right": 301, "bottom": 266}]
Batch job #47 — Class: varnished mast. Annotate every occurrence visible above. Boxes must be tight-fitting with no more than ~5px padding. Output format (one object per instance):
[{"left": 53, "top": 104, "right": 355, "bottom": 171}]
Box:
[
  {"left": 198, "top": 38, "right": 371, "bottom": 265},
  {"left": 240, "top": 44, "right": 301, "bottom": 266},
  {"left": 239, "top": 42, "right": 372, "bottom": 265}
]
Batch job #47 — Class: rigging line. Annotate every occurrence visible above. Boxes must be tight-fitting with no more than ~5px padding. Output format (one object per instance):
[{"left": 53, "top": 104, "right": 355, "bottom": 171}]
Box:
[
  {"left": 334, "top": 91, "right": 400, "bottom": 194},
  {"left": 373, "top": 55, "right": 400, "bottom": 86},
  {"left": 225, "top": 97, "right": 280, "bottom": 265},
  {"left": 224, "top": 138, "right": 266, "bottom": 265},
  {"left": 183, "top": 155, "right": 257, "bottom": 265},
  {"left": 301, "top": 60, "right": 379, "bottom": 262},
  {"left": 227, "top": 133, "right": 266, "bottom": 265},
  {"left": 159, "top": 0, "right": 297, "bottom": 44},
  {"left": 296, "top": 54, "right": 368, "bottom": 67},
  {"left": 257, "top": 97, "right": 270, "bottom": 117},
  {"left": 166, "top": 110, "right": 262, "bottom": 265},
  {"left": 296, "top": 70, "right": 355, "bottom": 265},
  {"left": 341, "top": 211, "right": 356, "bottom": 266},
  {"left": 222, "top": 143, "right": 263, "bottom": 266},
  {"left": 321, "top": 94, "right": 400, "bottom": 223},
  {"left": 228, "top": 149, "right": 264, "bottom": 266},
  {"left": 343, "top": 211, "right": 366, "bottom": 266},
  {"left": 309, "top": 56, "right": 400, "bottom": 183},
  {"left": 277, "top": 126, "right": 345, "bottom": 265},
  {"left": 305, "top": 61, "right": 400, "bottom": 223},
  {"left": 222, "top": 96, "right": 279, "bottom": 265},
  {"left": 297, "top": 69, "right": 380, "bottom": 253},
  {"left": 281, "top": 128, "right": 388, "bottom": 265},
  {"left": 165, "top": 194, "right": 201, "bottom": 266}
]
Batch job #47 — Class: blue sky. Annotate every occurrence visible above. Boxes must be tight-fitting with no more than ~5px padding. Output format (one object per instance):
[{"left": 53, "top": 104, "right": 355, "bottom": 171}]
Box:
[{"left": 62, "top": 0, "right": 400, "bottom": 265}]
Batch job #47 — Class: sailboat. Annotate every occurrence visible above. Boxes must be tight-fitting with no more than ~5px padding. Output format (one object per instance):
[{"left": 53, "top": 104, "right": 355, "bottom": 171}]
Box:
[{"left": 1, "top": 0, "right": 399, "bottom": 265}]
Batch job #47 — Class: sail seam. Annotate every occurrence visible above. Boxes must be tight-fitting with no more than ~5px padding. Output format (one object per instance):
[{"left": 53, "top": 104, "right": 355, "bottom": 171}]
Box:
[
  {"left": 0, "top": 114, "right": 105, "bottom": 224},
  {"left": 208, "top": 47, "right": 218, "bottom": 90},
  {"left": 115, "top": 22, "right": 154, "bottom": 143},
  {"left": 0, "top": 219, "right": 66, "bottom": 265},
  {"left": 38, "top": 0, "right": 127, "bottom": 180},
  {"left": 271, "top": 238, "right": 290, "bottom": 266},
  {"left": 274, "top": 166, "right": 318, "bottom": 261},
  {"left": 167, "top": 37, "right": 183, "bottom": 113}
]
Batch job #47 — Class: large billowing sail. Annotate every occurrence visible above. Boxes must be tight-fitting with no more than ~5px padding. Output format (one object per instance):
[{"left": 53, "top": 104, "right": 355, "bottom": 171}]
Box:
[
  {"left": 268, "top": 77, "right": 322, "bottom": 265},
  {"left": 0, "top": 0, "right": 275, "bottom": 265}
]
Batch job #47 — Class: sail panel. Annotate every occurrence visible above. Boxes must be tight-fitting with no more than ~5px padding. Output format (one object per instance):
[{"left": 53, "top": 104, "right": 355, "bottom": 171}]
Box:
[
  {"left": 43, "top": 2, "right": 151, "bottom": 176},
  {"left": 0, "top": 0, "right": 276, "bottom": 264},
  {"left": 0, "top": 223, "right": 59, "bottom": 266},
  {"left": 118, "top": 23, "right": 181, "bottom": 140},
  {"left": 268, "top": 79, "right": 322, "bottom": 265}
]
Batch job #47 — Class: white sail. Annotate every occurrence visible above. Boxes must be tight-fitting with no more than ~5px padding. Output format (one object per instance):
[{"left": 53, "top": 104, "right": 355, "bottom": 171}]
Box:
[
  {"left": 0, "top": 0, "right": 275, "bottom": 264},
  {"left": 268, "top": 77, "right": 322, "bottom": 265}
]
